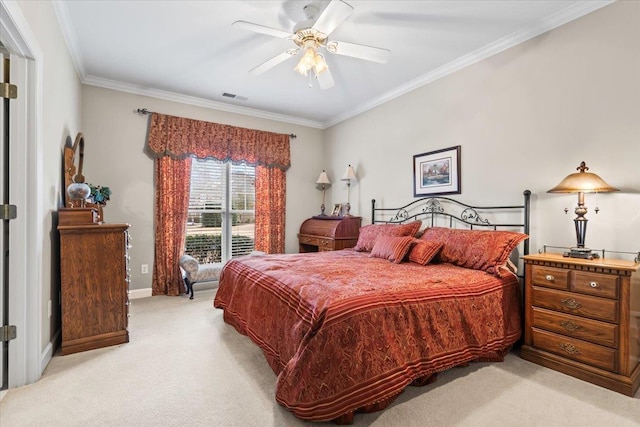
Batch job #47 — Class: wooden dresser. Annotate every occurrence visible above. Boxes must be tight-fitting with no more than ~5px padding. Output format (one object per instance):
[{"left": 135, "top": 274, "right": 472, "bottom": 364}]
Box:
[
  {"left": 521, "top": 253, "right": 640, "bottom": 396},
  {"left": 298, "top": 216, "right": 361, "bottom": 252},
  {"left": 58, "top": 223, "right": 131, "bottom": 355}
]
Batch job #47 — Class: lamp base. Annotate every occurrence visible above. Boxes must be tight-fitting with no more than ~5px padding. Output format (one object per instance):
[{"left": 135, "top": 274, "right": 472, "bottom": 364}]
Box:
[{"left": 563, "top": 247, "right": 600, "bottom": 260}]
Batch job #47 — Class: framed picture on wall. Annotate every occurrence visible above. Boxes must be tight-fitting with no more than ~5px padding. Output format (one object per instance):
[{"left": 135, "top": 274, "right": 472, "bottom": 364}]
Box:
[{"left": 413, "top": 145, "right": 461, "bottom": 196}]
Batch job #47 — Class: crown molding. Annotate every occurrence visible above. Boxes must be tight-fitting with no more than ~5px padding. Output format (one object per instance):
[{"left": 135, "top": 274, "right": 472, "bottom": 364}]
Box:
[
  {"left": 322, "top": 0, "right": 614, "bottom": 128},
  {"left": 53, "top": 0, "right": 613, "bottom": 130},
  {"left": 82, "top": 75, "right": 324, "bottom": 129},
  {"left": 54, "top": 1, "right": 320, "bottom": 128},
  {"left": 52, "top": 0, "right": 86, "bottom": 80}
]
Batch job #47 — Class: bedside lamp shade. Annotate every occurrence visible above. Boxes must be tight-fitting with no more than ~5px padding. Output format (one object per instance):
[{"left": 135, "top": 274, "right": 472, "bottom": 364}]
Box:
[
  {"left": 316, "top": 171, "right": 331, "bottom": 185},
  {"left": 547, "top": 161, "right": 619, "bottom": 258},
  {"left": 341, "top": 165, "right": 358, "bottom": 182}
]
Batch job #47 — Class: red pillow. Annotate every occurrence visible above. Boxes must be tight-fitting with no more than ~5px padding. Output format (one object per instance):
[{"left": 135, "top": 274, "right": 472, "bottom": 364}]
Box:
[
  {"left": 354, "top": 221, "right": 421, "bottom": 252},
  {"left": 420, "top": 227, "right": 528, "bottom": 276},
  {"left": 408, "top": 239, "right": 443, "bottom": 265},
  {"left": 370, "top": 236, "right": 415, "bottom": 263}
]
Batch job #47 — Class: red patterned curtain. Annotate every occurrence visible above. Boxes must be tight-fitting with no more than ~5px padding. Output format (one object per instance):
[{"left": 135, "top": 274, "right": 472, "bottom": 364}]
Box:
[
  {"left": 147, "top": 113, "right": 290, "bottom": 169},
  {"left": 255, "top": 166, "right": 286, "bottom": 253},
  {"left": 152, "top": 156, "right": 192, "bottom": 296},
  {"left": 147, "top": 113, "right": 290, "bottom": 295}
]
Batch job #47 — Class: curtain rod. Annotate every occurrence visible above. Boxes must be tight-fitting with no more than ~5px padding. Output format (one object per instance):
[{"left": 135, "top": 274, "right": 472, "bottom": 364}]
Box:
[{"left": 134, "top": 108, "right": 297, "bottom": 139}]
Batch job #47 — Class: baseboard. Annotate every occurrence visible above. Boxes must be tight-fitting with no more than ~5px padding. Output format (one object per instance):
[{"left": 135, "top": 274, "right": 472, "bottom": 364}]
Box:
[
  {"left": 129, "top": 288, "right": 152, "bottom": 299},
  {"left": 39, "top": 328, "right": 60, "bottom": 377},
  {"left": 130, "top": 282, "right": 218, "bottom": 300}
]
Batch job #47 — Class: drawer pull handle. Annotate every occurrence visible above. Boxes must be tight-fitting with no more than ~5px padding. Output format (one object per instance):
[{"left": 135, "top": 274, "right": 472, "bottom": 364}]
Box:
[
  {"left": 589, "top": 281, "right": 599, "bottom": 288},
  {"left": 561, "top": 298, "right": 581, "bottom": 310},
  {"left": 560, "top": 321, "right": 582, "bottom": 332},
  {"left": 545, "top": 275, "right": 555, "bottom": 281},
  {"left": 560, "top": 343, "right": 580, "bottom": 355}
]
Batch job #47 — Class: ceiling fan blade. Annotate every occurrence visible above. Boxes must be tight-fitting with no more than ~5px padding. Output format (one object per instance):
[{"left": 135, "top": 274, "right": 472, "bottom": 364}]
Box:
[
  {"left": 312, "top": 0, "right": 353, "bottom": 36},
  {"left": 327, "top": 40, "right": 390, "bottom": 64},
  {"left": 316, "top": 69, "right": 335, "bottom": 90},
  {"left": 249, "top": 50, "right": 297, "bottom": 76},
  {"left": 232, "top": 20, "right": 293, "bottom": 39}
]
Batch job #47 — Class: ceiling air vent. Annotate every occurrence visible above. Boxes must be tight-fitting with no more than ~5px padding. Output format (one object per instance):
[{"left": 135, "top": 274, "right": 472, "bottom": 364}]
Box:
[{"left": 221, "top": 92, "right": 248, "bottom": 102}]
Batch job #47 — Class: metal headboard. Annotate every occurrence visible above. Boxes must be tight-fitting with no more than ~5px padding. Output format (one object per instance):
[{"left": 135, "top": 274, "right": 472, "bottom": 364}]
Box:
[{"left": 371, "top": 190, "right": 531, "bottom": 256}]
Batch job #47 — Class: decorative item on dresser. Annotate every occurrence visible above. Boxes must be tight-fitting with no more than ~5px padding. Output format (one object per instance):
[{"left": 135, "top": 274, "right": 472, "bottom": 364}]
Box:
[
  {"left": 298, "top": 215, "right": 361, "bottom": 252},
  {"left": 58, "top": 219, "right": 131, "bottom": 355},
  {"left": 521, "top": 251, "right": 640, "bottom": 396}
]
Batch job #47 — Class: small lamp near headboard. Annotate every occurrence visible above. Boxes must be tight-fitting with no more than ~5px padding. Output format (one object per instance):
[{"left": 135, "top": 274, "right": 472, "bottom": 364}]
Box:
[
  {"left": 315, "top": 170, "right": 331, "bottom": 216},
  {"left": 341, "top": 165, "right": 358, "bottom": 216},
  {"left": 547, "top": 161, "right": 619, "bottom": 259}
]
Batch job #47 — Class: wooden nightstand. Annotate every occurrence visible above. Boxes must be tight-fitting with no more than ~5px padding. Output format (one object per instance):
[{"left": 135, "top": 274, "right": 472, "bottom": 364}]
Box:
[
  {"left": 521, "top": 253, "right": 640, "bottom": 396},
  {"left": 298, "top": 216, "right": 361, "bottom": 252}
]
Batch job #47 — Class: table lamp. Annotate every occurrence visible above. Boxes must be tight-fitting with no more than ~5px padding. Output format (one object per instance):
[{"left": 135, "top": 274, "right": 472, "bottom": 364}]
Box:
[
  {"left": 341, "top": 165, "right": 358, "bottom": 216},
  {"left": 316, "top": 170, "right": 331, "bottom": 216},
  {"left": 547, "top": 161, "right": 619, "bottom": 259}
]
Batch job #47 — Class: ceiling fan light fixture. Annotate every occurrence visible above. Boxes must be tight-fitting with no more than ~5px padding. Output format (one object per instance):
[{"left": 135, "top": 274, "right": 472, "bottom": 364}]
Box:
[
  {"left": 313, "top": 53, "right": 328, "bottom": 76},
  {"left": 294, "top": 46, "right": 328, "bottom": 77}
]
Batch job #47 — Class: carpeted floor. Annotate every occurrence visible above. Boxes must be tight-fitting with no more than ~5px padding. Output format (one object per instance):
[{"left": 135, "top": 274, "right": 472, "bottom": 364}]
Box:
[{"left": 1, "top": 289, "right": 638, "bottom": 426}]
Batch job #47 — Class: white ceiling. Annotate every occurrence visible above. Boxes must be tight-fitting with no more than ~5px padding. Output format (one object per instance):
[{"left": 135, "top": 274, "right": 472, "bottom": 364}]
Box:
[{"left": 54, "top": 0, "right": 610, "bottom": 128}]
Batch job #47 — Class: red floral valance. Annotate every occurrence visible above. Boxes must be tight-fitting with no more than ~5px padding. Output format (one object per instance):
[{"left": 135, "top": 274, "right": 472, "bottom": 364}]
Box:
[{"left": 146, "top": 113, "right": 291, "bottom": 171}]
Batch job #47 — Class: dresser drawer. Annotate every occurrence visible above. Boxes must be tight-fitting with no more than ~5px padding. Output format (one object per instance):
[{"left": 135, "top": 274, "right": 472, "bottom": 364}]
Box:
[
  {"left": 531, "top": 266, "right": 569, "bottom": 290},
  {"left": 298, "top": 235, "right": 319, "bottom": 246},
  {"left": 572, "top": 271, "right": 618, "bottom": 299},
  {"left": 532, "top": 328, "right": 617, "bottom": 371},
  {"left": 532, "top": 286, "right": 618, "bottom": 323},
  {"left": 531, "top": 307, "right": 618, "bottom": 348},
  {"left": 317, "top": 238, "right": 333, "bottom": 250}
]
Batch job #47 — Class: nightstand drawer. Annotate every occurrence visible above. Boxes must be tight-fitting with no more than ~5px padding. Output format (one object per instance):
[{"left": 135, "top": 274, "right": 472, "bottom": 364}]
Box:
[
  {"left": 531, "top": 266, "right": 569, "bottom": 290},
  {"left": 531, "top": 307, "right": 618, "bottom": 348},
  {"left": 573, "top": 271, "right": 618, "bottom": 299},
  {"left": 532, "top": 287, "right": 617, "bottom": 323},
  {"left": 532, "top": 328, "right": 617, "bottom": 372}
]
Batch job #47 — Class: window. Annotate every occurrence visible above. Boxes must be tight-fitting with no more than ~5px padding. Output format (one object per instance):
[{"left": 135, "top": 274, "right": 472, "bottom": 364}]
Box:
[{"left": 185, "top": 158, "right": 255, "bottom": 264}]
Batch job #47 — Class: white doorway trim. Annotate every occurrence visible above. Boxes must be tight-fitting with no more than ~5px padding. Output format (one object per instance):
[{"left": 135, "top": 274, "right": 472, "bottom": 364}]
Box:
[{"left": 0, "top": 0, "right": 45, "bottom": 387}]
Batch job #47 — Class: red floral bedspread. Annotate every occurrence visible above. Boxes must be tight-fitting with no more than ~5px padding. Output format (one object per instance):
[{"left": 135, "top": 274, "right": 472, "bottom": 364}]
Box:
[{"left": 214, "top": 250, "right": 521, "bottom": 422}]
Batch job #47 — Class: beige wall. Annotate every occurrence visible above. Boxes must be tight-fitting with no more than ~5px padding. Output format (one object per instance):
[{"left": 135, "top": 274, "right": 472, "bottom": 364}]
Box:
[
  {"left": 15, "top": 0, "right": 83, "bottom": 351},
  {"left": 324, "top": 1, "right": 640, "bottom": 256},
  {"left": 81, "top": 86, "right": 324, "bottom": 291}
]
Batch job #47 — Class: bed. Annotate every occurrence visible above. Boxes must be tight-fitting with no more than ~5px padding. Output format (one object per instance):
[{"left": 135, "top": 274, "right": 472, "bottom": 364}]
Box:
[{"left": 214, "top": 191, "right": 531, "bottom": 423}]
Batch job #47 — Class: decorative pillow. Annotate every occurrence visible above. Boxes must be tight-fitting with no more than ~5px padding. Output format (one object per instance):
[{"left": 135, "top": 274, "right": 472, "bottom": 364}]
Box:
[
  {"left": 354, "top": 221, "right": 421, "bottom": 252},
  {"left": 408, "top": 239, "right": 443, "bottom": 265},
  {"left": 370, "top": 236, "right": 415, "bottom": 264},
  {"left": 420, "top": 227, "right": 528, "bottom": 276}
]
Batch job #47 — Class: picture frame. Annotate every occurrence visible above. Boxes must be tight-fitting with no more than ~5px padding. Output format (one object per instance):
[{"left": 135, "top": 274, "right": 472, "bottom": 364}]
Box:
[
  {"left": 331, "top": 203, "right": 342, "bottom": 217},
  {"left": 413, "top": 145, "right": 461, "bottom": 196}
]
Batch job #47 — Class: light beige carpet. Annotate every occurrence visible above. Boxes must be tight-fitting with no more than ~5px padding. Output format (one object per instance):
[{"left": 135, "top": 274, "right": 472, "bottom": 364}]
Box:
[{"left": 1, "top": 289, "right": 638, "bottom": 426}]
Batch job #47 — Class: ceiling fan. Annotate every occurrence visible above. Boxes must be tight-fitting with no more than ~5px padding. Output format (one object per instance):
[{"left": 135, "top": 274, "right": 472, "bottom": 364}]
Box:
[{"left": 233, "top": 0, "right": 391, "bottom": 89}]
